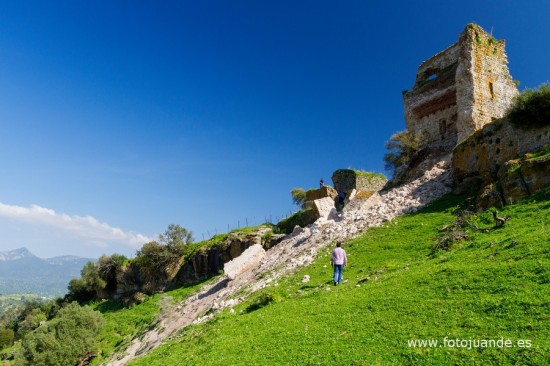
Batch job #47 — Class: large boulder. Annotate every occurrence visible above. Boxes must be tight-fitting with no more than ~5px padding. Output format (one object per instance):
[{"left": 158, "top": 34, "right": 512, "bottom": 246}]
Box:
[
  {"left": 224, "top": 244, "right": 266, "bottom": 280},
  {"left": 498, "top": 155, "right": 550, "bottom": 204},
  {"left": 310, "top": 196, "right": 336, "bottom": 220},
  {"left": 521, "top": 155, "right": 550, "bottom": 193}
]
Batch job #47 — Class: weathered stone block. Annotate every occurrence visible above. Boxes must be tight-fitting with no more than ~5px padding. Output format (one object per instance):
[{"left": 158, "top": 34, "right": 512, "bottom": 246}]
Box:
[
  {"left": 305, "top": 185, "right": 338, "bottom": 201},
  {"left": 224, "top": 244, "right": 265, "bottom": 281},
  {"left": 331, "top": 169, "right": 387, "bottom": 194},
  {"left": 311, "top": 196, "right": 336, "bottom": 220}
]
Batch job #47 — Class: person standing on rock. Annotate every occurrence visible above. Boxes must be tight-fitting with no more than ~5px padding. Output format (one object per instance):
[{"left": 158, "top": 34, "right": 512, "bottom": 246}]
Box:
[
  {"left": 320, "top": 178, "right": 324, "bottom": 188},
  {"left": 330, "top": 241, "right": 347, "bottom": 285}
]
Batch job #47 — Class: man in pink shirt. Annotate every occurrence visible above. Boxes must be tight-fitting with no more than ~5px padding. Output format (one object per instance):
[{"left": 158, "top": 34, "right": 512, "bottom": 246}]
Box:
[{"left": 330, "top": 241, "right": 347, "bottom": 285}]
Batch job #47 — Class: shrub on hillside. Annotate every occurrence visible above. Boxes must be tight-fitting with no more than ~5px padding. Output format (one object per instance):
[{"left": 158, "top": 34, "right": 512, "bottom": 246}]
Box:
[
  {"left": 97, "top": 254, "right": 127, "bottom": 293},
  {"left": 290, "top": 188, "right": 307, "bottom": 208},
  {"left": 0, "top": 329, "right": 14, "bottom": 349},
  {"left": 14, "top": 302, "right": 104, "bottom": 366},
  {"left": 134, "top": 224, "right": 194, "bottom": 285},
  {"left": 66, "top": 261, "right": 105, "bottom": 304},
  {"left": 507, "top": 83, "right": 550, "bottom": 129},
  {"left": 383, "top": 130, "right": 424, "bottom": 178}
]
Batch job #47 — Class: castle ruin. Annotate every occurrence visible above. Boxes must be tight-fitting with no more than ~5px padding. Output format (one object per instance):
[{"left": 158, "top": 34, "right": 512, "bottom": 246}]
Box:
[{"left": 403, "top": 24, "right": 518, "bottom": 149}]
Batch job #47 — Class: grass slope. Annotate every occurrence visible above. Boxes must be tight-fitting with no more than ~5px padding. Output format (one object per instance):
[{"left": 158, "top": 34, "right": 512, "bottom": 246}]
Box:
[
  {"left": 122, "top": 191, "right": 549, "bottom": 365},
  {"left": 88, "top": 282, "right": 211, "bottom": 365}
]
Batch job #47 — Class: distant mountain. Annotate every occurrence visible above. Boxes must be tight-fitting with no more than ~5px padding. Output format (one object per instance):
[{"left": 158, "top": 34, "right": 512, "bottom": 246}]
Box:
[{"left": 0, "top": 247, "right": 94, "bottom": 297}]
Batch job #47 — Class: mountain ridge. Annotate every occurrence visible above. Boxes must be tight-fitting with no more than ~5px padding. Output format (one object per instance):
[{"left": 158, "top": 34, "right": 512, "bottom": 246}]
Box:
[{"left": 0, "top": 247, "right": 95, "bottom": 297}]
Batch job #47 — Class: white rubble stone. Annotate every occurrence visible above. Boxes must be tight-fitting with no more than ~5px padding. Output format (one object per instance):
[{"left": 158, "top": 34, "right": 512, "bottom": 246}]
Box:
[{"left": 224, "top": 244, "right": 266, "bottom": 281}]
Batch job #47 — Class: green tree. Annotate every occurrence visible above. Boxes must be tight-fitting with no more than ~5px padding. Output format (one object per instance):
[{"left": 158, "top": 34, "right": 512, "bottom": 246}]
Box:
[
  {"left": 134, "top": 224, "right": 194, "bottom": 286},
  {"left": 66, "top": 261, "right": 105, "bottom": 303},
  {"left": 14, "top": 302, "right": 104, "bottom": 366},
  {"left": 159, "top": 224, "right": 194, "bottom": 246},
  {"left": 0, "top": 329, "right": 14, "bottom": 349},
  {"left": 290, "top": 187, "right": 307, "bottom": 208},
  {"left": 383, "top": 130, "right": 424, "bottom": 176},
  {"left": 507, "top": 83, "right": 550, "bottom": 129},
  {"left": 16, "top": 309, "right": 46, "bottom": 339}
]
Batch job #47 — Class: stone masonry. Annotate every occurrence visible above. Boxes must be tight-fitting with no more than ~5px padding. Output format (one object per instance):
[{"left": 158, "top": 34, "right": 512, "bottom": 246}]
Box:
[
  {"left": 331, "top": 169, "right": 387, "bottom": 194},
  {"left": 403, "top": 24, "right": 518, "bottom": 149}
]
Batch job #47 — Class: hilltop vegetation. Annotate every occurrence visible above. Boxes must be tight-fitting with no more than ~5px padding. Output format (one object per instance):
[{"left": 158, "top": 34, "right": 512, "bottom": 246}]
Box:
[{"left": 125, "top": 190, "right": 549, "bottom": 365}]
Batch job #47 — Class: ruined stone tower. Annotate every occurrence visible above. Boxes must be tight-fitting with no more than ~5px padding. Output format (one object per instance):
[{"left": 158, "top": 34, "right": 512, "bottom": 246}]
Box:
[{"left": 403, "top": 24, "right": 518, "bottom": 149}]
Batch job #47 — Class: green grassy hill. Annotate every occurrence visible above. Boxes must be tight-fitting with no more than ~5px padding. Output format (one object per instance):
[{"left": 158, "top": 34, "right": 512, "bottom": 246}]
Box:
[
  {"left": 118, "top": 190, "right": 549, "bottom": 366},
  {"left": 8, "top": 190, "right": 547, "bottom": 365}
]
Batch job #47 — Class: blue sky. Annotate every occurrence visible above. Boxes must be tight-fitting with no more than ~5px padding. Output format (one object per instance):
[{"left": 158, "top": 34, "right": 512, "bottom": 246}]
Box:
[{"left": 0, "top": 1, "right": 549, "bottom": 258}]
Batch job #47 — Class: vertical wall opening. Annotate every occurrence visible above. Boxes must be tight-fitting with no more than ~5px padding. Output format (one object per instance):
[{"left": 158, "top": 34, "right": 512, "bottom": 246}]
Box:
[
  {"left": 439, "top": 119, "right": 447, "bottom": 139},
  {"left": 489, "top": 82, "right": 495, "bottom": 99}
]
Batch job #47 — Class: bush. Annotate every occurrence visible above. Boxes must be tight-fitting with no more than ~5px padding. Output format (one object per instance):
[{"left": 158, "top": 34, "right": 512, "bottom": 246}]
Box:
[
  {"left": 14, "top": 302, "right": 104, "bottom": 366},
  {"left": 134, "top": 225, "right": 193, "bottom": 285},
  {"left": 290, "top": 188, "right": 307, "bottom": 208},
  {"left": 383, "top": 130, "right": 424, "bottom": 176},
  {"left": 66, "top": 261, "right": 105, "bottom": 303},
  {"left": 0, "top": 329, "right": 14, "bottom": 349},
  {"left": 507, "top": 83, "right": 550, "bottom": 129}
]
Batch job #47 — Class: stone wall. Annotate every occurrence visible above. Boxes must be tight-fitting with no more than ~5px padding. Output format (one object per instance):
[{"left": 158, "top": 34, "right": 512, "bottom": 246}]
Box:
[
  {"left": 403, "top": 43, "right": 460, "bottom": 149},
  {"left": 331, "top": 169, "right": 387, "bottom": 194},
  {"left": 456, "top": 24, "right": 518, "bottom": 143},
  {"left": 452, "top": 118, "right": 550, "bottom": 183}
]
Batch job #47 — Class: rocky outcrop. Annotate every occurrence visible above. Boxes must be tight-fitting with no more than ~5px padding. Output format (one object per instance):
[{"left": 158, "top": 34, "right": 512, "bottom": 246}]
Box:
[
  {"left": 453, "top": 118, "right": 550, "bottom": 185},
  {"left": 108, "top": 226, "right": 282, "bottom": 298},
  {"left": 499, "top": 155, "right": 550, "bottom": 204},
  {"left": 452, "top": 116, "right": 550, "bottom": 208},
  {"left": 169, "top": 227, "right": 273, "bottom": 287}
]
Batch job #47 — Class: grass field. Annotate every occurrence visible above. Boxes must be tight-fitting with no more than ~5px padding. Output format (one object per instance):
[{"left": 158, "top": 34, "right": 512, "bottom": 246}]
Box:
[{"left": 124, "top": 190, "right": 549, "bottom": 365}]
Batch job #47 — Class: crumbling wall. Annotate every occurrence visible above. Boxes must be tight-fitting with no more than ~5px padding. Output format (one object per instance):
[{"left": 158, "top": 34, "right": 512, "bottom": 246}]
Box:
[
  {"left": 403, "top": 43, "right": 460, "bottom": 149},
  {"left": 403, "top": 24, "right": 518, "bottom": 151},
  {"left": 331, "top": 169, "right": 387, "bottom": 194}
]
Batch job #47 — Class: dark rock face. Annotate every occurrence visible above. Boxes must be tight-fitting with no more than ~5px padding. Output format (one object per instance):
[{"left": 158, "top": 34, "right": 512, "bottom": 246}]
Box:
[
  {"left": 170, "top": 229, "right": 269, "bottom": 287},
  {"left": 499, "top": 155, "right": 550, "bottom": 204},
  {"left": 111, "top": 226, "right": 283, "bottom": 298},
  {"left": 468, "top": 153, "right": 550, "bottom": 210},
  {"left": 452, "top": 119, "right": 550, "bottom": 184}
]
